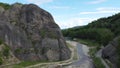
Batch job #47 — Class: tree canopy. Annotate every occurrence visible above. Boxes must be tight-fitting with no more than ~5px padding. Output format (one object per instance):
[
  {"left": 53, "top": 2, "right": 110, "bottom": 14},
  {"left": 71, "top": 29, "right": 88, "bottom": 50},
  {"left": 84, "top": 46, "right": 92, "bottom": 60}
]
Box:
[
  {"left": 62, "top": 13, "right": 120, "bottom": 46},
  {"left": 0, "top": 2, "right": 11, "bottom": 10}
]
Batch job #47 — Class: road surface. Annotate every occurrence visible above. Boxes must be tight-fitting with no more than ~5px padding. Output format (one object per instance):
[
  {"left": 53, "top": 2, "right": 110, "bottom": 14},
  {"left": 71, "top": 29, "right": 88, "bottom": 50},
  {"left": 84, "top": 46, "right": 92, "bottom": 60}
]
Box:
[{"left": 64, "top": 41, "right": 95, "bottom": 68}]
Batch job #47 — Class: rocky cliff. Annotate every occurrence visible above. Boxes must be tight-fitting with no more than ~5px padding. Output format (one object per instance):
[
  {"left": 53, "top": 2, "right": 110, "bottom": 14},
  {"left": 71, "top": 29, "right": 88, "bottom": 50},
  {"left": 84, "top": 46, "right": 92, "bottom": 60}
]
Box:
[
  {"left": 0, "top": 3, "right": 71, "bottom": 63},
  {"left": 102, "top": 37, "right": 120, "bottom": 68}
]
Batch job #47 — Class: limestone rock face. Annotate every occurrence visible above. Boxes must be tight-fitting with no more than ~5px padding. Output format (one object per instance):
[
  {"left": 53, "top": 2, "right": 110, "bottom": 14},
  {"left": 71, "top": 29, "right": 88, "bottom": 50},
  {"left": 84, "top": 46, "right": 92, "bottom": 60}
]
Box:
[
  {"left": 102, "top": 37, "right": 120, "bottom": 68},
  {"left": 0, "top": 3, "right": 71, "bottom": 61}
]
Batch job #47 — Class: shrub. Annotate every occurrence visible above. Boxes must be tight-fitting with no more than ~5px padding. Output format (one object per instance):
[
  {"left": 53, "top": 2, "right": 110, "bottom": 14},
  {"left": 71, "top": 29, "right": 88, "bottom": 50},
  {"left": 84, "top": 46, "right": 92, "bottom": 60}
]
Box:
[
  {"left": 0, "top": 2, "right": 11, "bottom": 10},
  {"left": 40, "top": 30, "right": 46, "bottom": 38},
  {"left": 0, "top": 57, "right": 3, "bottom": 65},
  {"left": 15, "top": 48, "right": 22, "bottom": 54},
  {"left": 3, "top": 46, "right": 10, "bottom": 58},
  {"left": 0, "top": 39, "right": 3, "bottom": 45},
  {"left": 49, "top": 32, "right": 58, "bottom": 39}
]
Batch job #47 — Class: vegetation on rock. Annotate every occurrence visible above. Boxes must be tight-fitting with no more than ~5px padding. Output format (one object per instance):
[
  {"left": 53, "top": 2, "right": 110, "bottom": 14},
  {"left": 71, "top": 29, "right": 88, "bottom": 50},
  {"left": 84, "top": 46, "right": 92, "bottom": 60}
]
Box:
[
  {"left": 15, "top": 48, "right": 22, "bottom": 54},
  {"left": 0, "top": 57, "right": 3, "bottom": 65},
  {"left": 0, "top": 2, "right": 11, "bottom": 10},
  {"left": 0, "top": 2, "right": 71, "bottom": 64},
  {"left": 3, "top": 45, "right": 10, "bottom": 58}
]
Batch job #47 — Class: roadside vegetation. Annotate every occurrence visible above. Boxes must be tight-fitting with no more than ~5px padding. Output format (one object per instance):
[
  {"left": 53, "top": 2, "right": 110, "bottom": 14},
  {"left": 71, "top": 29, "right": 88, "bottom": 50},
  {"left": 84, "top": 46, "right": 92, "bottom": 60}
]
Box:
[
  {"left": 5, "top": 42, "right": 77, "bottom": 68},
  {"left": 11, "top": 61, "right": 47, "bottom": 68},
  {"left": 77, "top": 39, "right": 105, "bottom": 68},
  {"left": 62, "top": 28, "right": 114, "bottom": 46},
  {"left": 67, "top": 42, "right": 78, "bottom": 60},
  {"left": 0, "top": 39, "right": 10, "bottom": 65}
]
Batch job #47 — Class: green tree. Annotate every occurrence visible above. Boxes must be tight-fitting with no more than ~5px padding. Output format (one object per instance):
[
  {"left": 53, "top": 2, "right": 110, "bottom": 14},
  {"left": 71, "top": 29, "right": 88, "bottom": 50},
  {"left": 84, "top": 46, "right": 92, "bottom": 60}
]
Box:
[{"left": 0, "top": 2, "right": 11, "bottom": 10}]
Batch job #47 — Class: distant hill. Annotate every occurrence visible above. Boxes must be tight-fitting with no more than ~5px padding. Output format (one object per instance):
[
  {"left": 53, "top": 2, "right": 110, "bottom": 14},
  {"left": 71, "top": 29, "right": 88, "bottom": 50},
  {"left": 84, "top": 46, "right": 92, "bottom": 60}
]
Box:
[
  {"left": 0, "top": 2, "right": 11, "bottom": 10},
  {"left": 88, "top": 13, "right": 120, "bottom": 35},
  {"left": 62, "top": 13, "right": 120, "bottom": 45}
]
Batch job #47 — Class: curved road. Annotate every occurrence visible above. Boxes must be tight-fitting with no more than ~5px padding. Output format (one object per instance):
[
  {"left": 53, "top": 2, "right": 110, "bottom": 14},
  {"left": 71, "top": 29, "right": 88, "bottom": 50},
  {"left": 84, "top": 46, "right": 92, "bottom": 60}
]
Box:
[{"left": 64, "top": 42, "right": 95, "bottom": 68}]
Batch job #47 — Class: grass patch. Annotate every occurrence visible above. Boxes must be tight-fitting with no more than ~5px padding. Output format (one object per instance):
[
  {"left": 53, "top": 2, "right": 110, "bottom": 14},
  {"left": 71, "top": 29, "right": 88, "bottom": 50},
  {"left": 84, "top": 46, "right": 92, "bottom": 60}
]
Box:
[
  {"left": 73, "top": 48, "right": 78, "bottom": 60},
  {"left": 93, "top": 57, "right": 105, "bottom": 68},
  {"left": 89, "top": 46, "right": 105, "bottom": 68},
  {"left": 0, "top": 39, "right": 3, "bottom": 45},
  {"left": 89, "top": 47, "right": 105, "bottom": 68},
  {"left": 11, "top": 60, "right": 49, "bottom": 68},
  {"left": 0, "top": 57, "right": 3, "bottom": 65},
  {"left": 67, "top": 42, "right": 78, "bottom": 60},
  {"left": 76, "top": 39, "right": 101, "bottom": 47},
  {"left": 66, "top": 43, "right": 74, "bottom": 48},
  {"left": 16, "top": 61, "right": 41, "bottom": 67}
]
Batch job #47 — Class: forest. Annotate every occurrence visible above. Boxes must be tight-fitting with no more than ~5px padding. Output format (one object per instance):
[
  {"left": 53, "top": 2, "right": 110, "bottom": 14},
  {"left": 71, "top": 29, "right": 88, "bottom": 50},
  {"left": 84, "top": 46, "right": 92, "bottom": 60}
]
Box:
[{"left": 62, "top": 13, "right": 120, "bottom": 46}]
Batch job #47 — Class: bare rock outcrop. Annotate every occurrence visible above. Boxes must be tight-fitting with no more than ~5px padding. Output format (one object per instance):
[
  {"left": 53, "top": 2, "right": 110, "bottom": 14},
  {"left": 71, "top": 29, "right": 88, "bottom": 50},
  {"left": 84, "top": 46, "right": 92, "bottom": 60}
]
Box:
[
  {"left": 102, "top": 37, "right": 120, "bottom": 68},
  {"left": 0, "top": 3, "right": 71, "bottom": 62}
]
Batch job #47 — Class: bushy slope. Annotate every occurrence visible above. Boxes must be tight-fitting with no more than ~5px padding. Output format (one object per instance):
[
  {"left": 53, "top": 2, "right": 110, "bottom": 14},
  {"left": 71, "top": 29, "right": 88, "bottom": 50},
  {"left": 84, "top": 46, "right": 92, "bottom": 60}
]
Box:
[
  {"left": 88, "top": 13, "right": 120, "bottom": 35},
  {"left": 0, "top": 2, "right": 11, "bottom": 10},
  {"left": 62, "top": 13, "right": 120, "bottom": 46}
]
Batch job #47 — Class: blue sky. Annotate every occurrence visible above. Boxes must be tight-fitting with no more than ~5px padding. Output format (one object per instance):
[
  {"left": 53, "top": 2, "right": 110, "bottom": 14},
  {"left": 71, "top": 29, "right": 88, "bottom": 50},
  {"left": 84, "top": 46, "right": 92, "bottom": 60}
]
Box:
[{"left": 0, "top": 0, "right": 120, "bottom": 29}]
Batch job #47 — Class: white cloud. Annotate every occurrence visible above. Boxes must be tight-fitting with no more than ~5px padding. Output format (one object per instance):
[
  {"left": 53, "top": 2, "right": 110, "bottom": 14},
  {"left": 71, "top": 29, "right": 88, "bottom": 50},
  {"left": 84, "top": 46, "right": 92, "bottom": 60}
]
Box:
[
  {"left": 59, "top": 7, "right": 120, "bottom": 29},
  {"left": 27, "top": 0, "right": 53, "bottom": 5},
  {"left": 97, "top": 7, "right": 120, "bottom": 11},
  {"left": 80, "top": 7, "right": 120, "bottom": 15},
  {"left": 80, "top": 11, "right": 118, "bottom": 14},
  {"left": 56, "top": 18, "right": 96, "bottom": 29},
  {"left": 87, "top": 0, "right": 107, "bottom": 4},
  {"left": 49, "top": 6, "right": 70, "bottom": 9}
]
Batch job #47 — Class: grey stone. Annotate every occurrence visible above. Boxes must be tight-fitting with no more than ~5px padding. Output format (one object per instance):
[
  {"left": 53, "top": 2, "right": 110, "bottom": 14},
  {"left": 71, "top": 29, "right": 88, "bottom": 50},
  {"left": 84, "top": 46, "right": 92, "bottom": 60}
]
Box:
[
  {"left": 0, "top": 3, "right": 71, "bottom": 61},
  {"left": 102, "top": 37, "right": 120, "bottom": 68}
]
